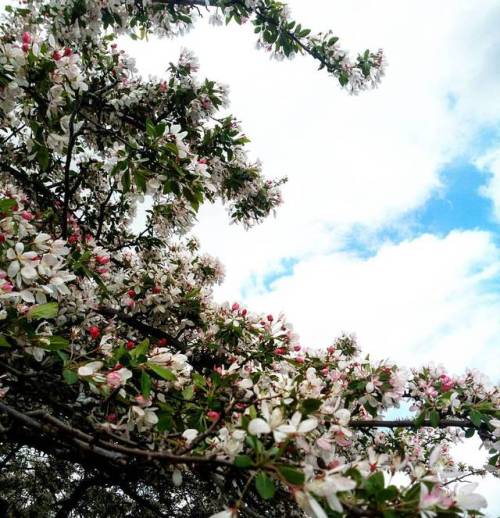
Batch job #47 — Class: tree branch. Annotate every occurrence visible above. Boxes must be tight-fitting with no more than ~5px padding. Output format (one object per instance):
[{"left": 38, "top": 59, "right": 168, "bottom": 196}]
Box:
[
  {"left": 97, "top": 307, "right": 183, "bottom": 349},
  {"left": 349, "top": 418, "right": 473, "bottom": 429}
]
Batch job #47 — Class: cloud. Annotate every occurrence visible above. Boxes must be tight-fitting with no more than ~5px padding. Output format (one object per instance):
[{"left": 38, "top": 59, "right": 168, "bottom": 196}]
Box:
[
  {"left": 244, "top": 230, "right": 500, "bottom": 378},
  {"left": 476, "top": 148, "right": 500, "bottom": 221}
]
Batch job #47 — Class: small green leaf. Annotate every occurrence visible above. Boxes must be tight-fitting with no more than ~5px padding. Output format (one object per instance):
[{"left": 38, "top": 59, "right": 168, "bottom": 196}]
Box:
[
  {"left": 130, "top": 339, "right": 149, "bottom": 360},
  {"left": 465, "top": 427, "right": 475, "bottom": 438},
  {"left": 0, "top": 335, "right": 11, "bottom": 348},
  {"left": 43, "top": 336, "right": 69, "bottom": 350},
  {"left": 0, "top": 198, "right": 17, "bottom": 212},
  {"left": 429, "top": 410, "right": 440, "bottom": 427},
  {"left": 365, "top": 471, "right": 385, "bottom": 494},
  {"left": 141, "top": 370, "right": 152, "bottom": 398},
  {"left": 301, "top": 398, "right": 321, "bottom": 415},
  {"left": 37, "top": 146, "right": 49, "bottom": 171},
  {"left": 134, "top": 169, "right": 147, "bottom": 193},
  {"left": 192, "top": 372, "right": 206, "bottom": 388},
  {"left": 277, "top": 465, "right": 305, "bottom": 486},
  {"left": 255, "top": 472, "right": 275, "bottom": 500},
  {"left": 121, "top": 169, "right": 131, "bottom": 193},
  {"left": 63, "top": 369, "right": 78, "bottom": 385},
  {"left": 182, "top": 385, "right": 194, "bottom": 400},
  {"left": 470, "top": 410, "right": 482, "bottom": 427},
  {"left": 27, "top": 302, "right": 58, "bottom": 320},
  {"left": 414, "top": 411, "right": 426, "bottom": 427},
  {"left": 147, "top": 362, "right": 176, "bottom": 381},
  {"left": 234, "top": 455, "right": 253, "bottom": 468}
]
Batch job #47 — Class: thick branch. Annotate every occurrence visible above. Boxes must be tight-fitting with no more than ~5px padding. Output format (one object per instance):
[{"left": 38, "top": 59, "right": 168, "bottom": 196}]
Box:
[
  {"left": 349, "top": 419, "right": 473, "bottom": 429},
  {"left": 97, "top": 307, "right": 183, "bottom": 349}
]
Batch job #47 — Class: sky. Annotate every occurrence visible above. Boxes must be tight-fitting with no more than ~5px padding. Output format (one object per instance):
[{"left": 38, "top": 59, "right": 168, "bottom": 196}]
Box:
[{"left": 119, "top": 0, "right": 500, "bottom": 513}]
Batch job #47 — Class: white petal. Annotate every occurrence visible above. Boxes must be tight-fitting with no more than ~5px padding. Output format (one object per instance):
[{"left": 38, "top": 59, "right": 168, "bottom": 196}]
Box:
[
  {"left": 298, "top": 417, "right": 318, "bottom": 434},
  {"left": 7, "top": 261, "right": 20, "bottom": 278},
  {"left": 20, "top": 290, "right": 35, "bottom": 303},
  {"left": 248, "top": 418, "right": 271, "bottom": 436}
]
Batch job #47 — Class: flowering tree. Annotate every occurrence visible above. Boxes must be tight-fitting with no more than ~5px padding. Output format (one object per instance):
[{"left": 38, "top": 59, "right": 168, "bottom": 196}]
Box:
[{"left": 0, "top": 1, "right": 498, "bottom": 516}]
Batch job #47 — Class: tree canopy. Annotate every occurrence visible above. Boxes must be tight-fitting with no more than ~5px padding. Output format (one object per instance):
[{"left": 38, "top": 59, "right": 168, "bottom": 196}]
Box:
[{"left": 0, "top": 1, "right": 498, "bottom": 517}]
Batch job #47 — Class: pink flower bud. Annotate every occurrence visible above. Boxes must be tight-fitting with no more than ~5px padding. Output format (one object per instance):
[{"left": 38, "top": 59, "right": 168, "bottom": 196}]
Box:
[
  {"left": 274, "top": 347, "right": 286, "bottom": 355},
  {"left": 266, "top": 314, "right": 273, "bottom": 322},
  {"left": 295, "top": 356, "right": 305, "bottom": 363},
  {"left": 52, "top": 50, "right": 62, "bottom": 61},
  {"left": 135, "top": 395, "right": 149, "bottom": 407},
  {"left": 88, "top": 326, "right": 100, "bottom": 339},
  {"left": 294, "top": 344, "right": 301, "bottom": 351},
  {"left": 22, "top": 42, "right": 30, "bottom": 53},
  {"left": 1, "top": 282, "right": 14, "bottom": 293},
  {"left": 207, "top": 410, "right": 220, "bottom": 422},
  {"left": 106, "top": 371, "right": 122, "bottom": 388},
  {"left": 241, "top": 308, "right": 247, "bottom": 316},
  {"left": 22, "top": 32, "right": 32, "bottom": 44},
  {"left": 95, "top": 255, "right": 110, "bottom": 265},
  {"left": 21, "top": 211, "right": 33, "bottom": 221},
  {"left": 63, "top": 47, "right": 73, "bottom": 57},
  {"left": 231, "top": 302, "right": 240, "bottom": 312}
]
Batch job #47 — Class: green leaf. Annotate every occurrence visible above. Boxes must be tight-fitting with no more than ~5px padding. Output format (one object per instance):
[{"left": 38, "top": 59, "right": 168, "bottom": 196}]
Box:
[
  {"left": 429, "top": 410, "right": 440, "bottom": 427},
  {"left": 130, "top": 339, "right": 149, "bottom": 360},
  {"left": 277, "top": 465, "right": 305, "bottom": 486},
  {"left": 146, "top": 119, "right": 156, "bottom": 137},
  {"left": 255, "top": 472, "right": 275, "bottom": 500},
  {"left": 27, "top": 302, "right": 58, "bottom": 320},
  {"left": 0, "top": 335, "right": 11, "bottom": 348},
  {"left": 301, "top": 398, "right": 322, "bottom": 415},
  {"left": 37, "top": 146, "right": 49, "bottom": 171},
  {"left": 121, "top": 169, "right": 131, "bottom": 193},
  {"left": 365, "top": 471, "right": 385, "bottom": 494},
  {"left": 192, "top": 372, "right": 206, "bottom": 388},
  {"left": 465, "top": 427, "right": 475, "bottom": 438},
  {"left": 147, "top": 362, "right": 177, "bottom": 381},
  {"left": 0, "top": 198, "right": 17, "bottom": 212},
  {"left": 469, "top": 410, "right": 482, "bottom": 427},
  {"left": 234, "top": 455, "right": 254, "bottom": 468},
  {"left": 63, "top": 369, "right": 78, "bottom": 385},
  {"left": 43, "top": 336, "right": 69, "bottom": 351},
  {"left": 414, "top": 411, "right": 426, "bottom": 427},
  {"left": 141, "top": 370, "right": 152, "bottom": 398},
  {"left": 134, "top": 169, "right": 147, "bottom": 193},
  {"left": 182, "top": 385, "right": 194, "bottom": 400}
]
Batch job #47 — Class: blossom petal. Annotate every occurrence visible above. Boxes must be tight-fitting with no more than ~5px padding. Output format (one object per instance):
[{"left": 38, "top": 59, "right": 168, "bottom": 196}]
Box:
[{"left": 248, "top": 418, "right": 271, "bottom": 436}]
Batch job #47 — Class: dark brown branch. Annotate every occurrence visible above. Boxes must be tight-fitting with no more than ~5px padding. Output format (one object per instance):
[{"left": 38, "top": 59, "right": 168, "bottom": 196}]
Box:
[
  {"left": 61, "top": 103, "right": 82, "bottom": 238},
  {"left": 349, "top": 419, "right": 473, "bottom": 429},
  {"left": 97, "top": 307, "right": 183, "bottom": 349}
]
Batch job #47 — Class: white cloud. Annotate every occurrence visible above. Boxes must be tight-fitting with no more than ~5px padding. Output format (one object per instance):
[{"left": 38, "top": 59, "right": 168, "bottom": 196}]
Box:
[
  {"left": 476, "top": 149, "right": 500, "bottom": 220},
  {"left": 244, "top": 230, "right": 500, "bottom": 379}
]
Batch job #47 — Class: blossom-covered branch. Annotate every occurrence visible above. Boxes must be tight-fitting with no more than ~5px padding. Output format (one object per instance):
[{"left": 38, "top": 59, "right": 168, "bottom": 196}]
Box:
[{"left": 0, "top": 1, "right": 498, "bottom": 517}]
